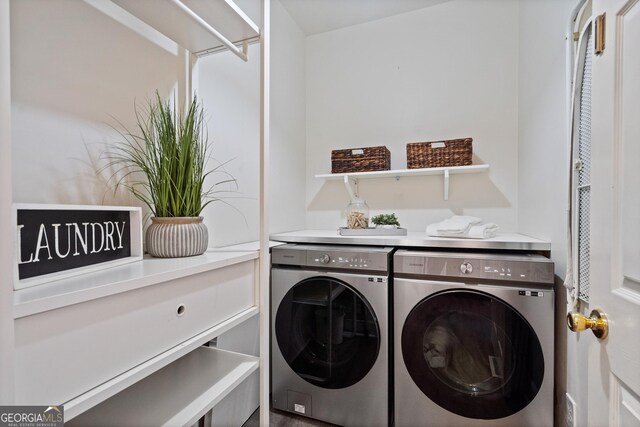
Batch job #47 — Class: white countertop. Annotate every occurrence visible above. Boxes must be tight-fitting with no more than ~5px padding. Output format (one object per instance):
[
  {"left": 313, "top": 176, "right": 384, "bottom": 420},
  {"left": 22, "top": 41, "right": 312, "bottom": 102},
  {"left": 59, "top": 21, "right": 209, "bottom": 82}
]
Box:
[
  {"left": 269, "top": 229, "right": 551, "bottom": 252},
  {"left": 13, "top": 249, "right": 259, "bottom": 319}
]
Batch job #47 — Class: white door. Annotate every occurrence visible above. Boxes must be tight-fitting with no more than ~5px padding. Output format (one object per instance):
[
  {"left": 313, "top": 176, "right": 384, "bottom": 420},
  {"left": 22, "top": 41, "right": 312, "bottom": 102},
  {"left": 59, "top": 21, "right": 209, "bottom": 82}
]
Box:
[{"left": 585, "top": 1, "right": 640, "bottom": 426}]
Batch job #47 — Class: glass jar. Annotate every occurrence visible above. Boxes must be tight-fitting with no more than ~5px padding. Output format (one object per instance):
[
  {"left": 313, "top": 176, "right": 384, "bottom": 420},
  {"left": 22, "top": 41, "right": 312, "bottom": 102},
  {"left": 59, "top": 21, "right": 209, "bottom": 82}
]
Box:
[{"left": 346, "top": 198, "right": 369, "bottom": 229}]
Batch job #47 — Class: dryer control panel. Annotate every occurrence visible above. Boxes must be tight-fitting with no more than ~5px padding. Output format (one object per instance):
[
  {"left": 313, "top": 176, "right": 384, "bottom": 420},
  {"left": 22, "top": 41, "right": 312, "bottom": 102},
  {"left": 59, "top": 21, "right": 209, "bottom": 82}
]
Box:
[{"left": 394, "top": 250, "right": 554, "bottom": 285}]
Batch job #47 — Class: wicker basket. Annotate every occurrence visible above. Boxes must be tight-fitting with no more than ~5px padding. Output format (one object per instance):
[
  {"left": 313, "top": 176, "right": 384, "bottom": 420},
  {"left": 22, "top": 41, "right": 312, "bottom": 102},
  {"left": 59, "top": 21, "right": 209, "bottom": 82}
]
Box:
[
  {"left": 331, "top": 146, "right": 391, "bottom": 173},
  {"left": 406, "top": 138, "right": 473, "bottom": 169}
]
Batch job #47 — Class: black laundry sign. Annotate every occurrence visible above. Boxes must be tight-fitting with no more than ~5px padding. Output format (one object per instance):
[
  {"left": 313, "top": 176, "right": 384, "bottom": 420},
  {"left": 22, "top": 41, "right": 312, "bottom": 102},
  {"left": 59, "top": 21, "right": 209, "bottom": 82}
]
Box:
[{"left": 17, "top": 209, "right": 132, "bottom": 280}]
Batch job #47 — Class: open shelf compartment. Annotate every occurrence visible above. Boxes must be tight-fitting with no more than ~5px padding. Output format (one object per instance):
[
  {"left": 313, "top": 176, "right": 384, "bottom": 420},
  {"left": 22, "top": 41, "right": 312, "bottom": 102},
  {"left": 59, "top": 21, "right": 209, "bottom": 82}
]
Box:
[{"left": 67, "top": 346, "right": 259, "bottom": 427}]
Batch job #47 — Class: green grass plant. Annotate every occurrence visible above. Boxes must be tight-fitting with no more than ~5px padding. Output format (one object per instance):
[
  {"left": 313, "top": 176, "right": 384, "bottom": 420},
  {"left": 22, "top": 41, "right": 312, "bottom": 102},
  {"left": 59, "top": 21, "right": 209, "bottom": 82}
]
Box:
[
  {"left": 371, "top": 213, "right": 400, "bottom": 226},
  {"left": 104, "top": 92, "right": 235, "bottom": 217}
]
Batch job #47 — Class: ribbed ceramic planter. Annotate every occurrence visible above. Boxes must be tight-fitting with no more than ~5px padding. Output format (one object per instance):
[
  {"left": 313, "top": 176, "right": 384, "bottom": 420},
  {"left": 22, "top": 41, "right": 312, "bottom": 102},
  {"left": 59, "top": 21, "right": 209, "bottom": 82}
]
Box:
[{"left": 146, "top": 216, "right": 208, "bottom": 258}]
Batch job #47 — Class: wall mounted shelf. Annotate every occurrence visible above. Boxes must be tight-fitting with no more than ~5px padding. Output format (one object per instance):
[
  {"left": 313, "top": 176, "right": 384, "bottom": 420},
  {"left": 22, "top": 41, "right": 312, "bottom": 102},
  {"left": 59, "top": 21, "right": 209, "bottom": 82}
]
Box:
[
  {"left": 110, "top": 0, "right": 259, "bottom": 60},
  {"left": 315, "top": 164, "right": 490, "bottom": 201}
]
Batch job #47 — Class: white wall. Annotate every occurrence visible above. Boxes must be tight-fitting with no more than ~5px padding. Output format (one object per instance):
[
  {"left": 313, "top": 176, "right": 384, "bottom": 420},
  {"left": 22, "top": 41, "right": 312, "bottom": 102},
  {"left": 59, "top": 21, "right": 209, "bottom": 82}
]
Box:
[
  {"left": 196, "top": 46, "right": 261, "bottom": 247},
  {"left": 10, "top": 0, "right": 279, "bottom": 250},
  {"left": 517, "top": 1, "right": 585, "bottom": 426},
  {"left": 305, "top": 0, "right": 519, "bottom": 232},
  {"left": 196, "top": 0, "right": 307, "bottom": 245},
  {"left": 302, "top": 2, "right": 582, "bottom": 422},
  {"left": 269, "top": 0, "right": 306, "bottom": 234},
  {"left": 0, "top": 0, "right": 14, "bottom": 404},
  {"left": 518, "top": 0, "right": 575, "bottom": 278},
  {"left": 11, "top": 0, "right": 181, "bottom": 209}
]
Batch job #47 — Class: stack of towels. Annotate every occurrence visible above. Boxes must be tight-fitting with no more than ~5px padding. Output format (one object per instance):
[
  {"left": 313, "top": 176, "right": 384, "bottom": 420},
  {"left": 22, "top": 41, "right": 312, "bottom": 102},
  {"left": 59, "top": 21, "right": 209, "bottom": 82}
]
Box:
[{"left": 426, "top": 215, "right": 498, "bottom": 239}]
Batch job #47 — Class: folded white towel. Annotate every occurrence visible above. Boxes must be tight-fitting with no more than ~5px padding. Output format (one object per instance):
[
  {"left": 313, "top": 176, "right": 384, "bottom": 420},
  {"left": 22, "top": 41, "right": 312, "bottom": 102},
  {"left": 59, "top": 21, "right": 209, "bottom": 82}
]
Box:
[
  {"left": 426, "top": 216, "right": 499, "bottom": 239},
  {"left": 427, "top": 224, "right": 464, "bottom": 237},
  {"left": 434, "top": 215, "right": 482, "bottom": 234},
  {"left": 467, "top": 223, "right": 499, "bottom": 239}
]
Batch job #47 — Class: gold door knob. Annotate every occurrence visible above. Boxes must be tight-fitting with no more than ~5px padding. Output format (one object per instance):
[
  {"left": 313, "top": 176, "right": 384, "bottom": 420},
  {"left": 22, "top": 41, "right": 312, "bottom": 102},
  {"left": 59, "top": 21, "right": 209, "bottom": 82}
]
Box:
[{"left": 567, "top": 309, "right": 609, "bottom": 339}]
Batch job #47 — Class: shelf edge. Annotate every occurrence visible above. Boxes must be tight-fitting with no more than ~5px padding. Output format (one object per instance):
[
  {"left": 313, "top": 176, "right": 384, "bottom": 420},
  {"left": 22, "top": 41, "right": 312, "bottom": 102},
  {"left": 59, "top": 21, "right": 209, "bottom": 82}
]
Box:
[
  {"left": 164, "top": 349, "right": 260, "bottom": 426},
  {"left": 315, "top": 164, "right": 490, "bottom": 180},
  {"left": 13, "top": 251, "right": 259, "bottom": 319},
  {"left": 63, "top": 306, "right": 259, "bottom": 420}
]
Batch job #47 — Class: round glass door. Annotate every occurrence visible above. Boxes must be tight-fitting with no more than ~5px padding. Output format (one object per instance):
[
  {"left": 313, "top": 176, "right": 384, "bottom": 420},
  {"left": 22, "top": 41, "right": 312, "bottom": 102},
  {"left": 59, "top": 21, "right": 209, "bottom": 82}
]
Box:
[
  {"left": 275, "top": 276, "right": 380, "bottom": 389},
  {"left": 402, "top": 289, "right": 544, "bottom": 420}
]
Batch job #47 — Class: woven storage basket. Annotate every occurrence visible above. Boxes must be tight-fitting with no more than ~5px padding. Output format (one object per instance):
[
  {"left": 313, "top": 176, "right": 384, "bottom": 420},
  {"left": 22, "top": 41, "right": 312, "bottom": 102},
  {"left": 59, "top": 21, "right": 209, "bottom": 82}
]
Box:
[
  {"left": 406, "top": 138, "right": 473, "bottom": 169},
  {"left": 331, "top": 146, "right": 391, "bottom": 173}
]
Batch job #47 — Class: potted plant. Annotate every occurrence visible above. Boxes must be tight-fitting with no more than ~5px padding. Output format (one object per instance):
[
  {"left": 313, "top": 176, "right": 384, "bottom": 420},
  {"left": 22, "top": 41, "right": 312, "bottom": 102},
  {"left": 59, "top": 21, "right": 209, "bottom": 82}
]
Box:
[
  {"left": 371, "top": 213, "right": 401, "bottom": 229},
  {"left": 104, "top": 92, "right": 235, "bottom": 257}
]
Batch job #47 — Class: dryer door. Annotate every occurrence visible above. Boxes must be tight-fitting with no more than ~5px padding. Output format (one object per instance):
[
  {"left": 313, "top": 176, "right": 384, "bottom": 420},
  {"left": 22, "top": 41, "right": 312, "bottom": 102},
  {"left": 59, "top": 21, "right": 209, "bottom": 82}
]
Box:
[
  {"left": 275, "top": 276, "right": 381, "bottom": 389},
  {"left": 401, "top": 289, "right": 544, "bottom": 420}
]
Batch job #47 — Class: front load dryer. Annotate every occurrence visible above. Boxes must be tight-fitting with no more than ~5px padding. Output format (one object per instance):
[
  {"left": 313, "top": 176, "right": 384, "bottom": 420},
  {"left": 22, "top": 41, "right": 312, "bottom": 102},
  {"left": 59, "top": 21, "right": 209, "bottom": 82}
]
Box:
[
  {"left": 271, "top": 244, "right": 392, "bottom": 427},
  {"left": 394, "top": 250, "right": 555, "bottom": 427}
]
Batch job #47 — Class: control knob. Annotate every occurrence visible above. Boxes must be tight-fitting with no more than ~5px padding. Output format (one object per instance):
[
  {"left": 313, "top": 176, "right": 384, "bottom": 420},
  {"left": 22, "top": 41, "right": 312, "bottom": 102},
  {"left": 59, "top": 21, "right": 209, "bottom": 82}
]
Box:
[
  {"left": 319, "top": 254, "right": 331, "bottom": 264},
  {"left": 460, "top": 262, "right": 473, "bottom": 274}
]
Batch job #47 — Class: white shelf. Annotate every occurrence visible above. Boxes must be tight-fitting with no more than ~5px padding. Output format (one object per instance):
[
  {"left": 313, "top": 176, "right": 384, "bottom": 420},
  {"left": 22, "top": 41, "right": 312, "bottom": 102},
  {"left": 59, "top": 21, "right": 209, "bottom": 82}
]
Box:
[
  {"left": 315, "top": 164, "right": 489, "bottom": 180},
  {"left": 315, "top": 164, "right": 490, "bottom": 201},
  {"left": 62, "top": 307, "right": 258, "bottom": 420},
  {"left": 110, "top": 0, "right": 259, "bottom": 60},
  {"left": 67, "top": 346, "right": 260, "bottom": 427},
  {"left": 13, "top": 250, "right": 259, "bottom": 319}
]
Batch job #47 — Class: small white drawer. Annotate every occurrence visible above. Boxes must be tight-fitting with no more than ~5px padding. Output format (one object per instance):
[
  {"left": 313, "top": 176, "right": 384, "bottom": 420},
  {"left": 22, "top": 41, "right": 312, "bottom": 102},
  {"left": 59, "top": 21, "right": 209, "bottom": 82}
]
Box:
[{"left": 14, "top": 259, "right": 256, "bottom": 405}]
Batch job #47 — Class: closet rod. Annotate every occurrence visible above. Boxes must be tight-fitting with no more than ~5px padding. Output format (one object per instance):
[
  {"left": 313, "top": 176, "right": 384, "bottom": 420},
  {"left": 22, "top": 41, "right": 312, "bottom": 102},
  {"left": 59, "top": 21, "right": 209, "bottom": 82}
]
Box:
[
  {"left": 169, "top": 0, "right": 249, "bottom": 61},
  {"left": 196, "top": 36, "right": 260, "bottom": 58}
]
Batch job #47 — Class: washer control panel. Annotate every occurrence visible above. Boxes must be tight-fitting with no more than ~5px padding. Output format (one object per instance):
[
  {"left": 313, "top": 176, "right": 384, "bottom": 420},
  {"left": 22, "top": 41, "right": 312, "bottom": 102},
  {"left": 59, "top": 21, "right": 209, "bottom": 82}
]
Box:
[
  {"left": 310, "top": 253, "right": 381, "bottom": 270},
  {"left": 271, "top": 244, "right": 393, "bottom": 272}
]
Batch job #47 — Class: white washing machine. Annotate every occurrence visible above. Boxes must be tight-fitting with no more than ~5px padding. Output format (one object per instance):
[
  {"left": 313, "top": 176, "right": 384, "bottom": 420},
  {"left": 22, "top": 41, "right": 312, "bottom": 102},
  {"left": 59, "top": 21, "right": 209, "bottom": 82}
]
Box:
[
  {"left": 271, "top": 244, "right": 393, "bottom": 427},
  {"left": 394, "top": 250, "right": 555, "bottom": 427}
]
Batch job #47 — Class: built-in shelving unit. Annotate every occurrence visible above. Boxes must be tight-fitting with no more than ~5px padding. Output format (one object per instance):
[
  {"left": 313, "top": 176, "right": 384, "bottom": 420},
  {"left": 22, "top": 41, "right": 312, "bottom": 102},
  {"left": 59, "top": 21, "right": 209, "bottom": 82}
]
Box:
[
  {"left": 7, "top": 0, "right": 270, "bottom": 425},
  {"left": 12, "top": 251, "right": 259, "bottom": 417},
  {"left": 67, "top": 347, "right": 260, "bottom": 426},
  {"left": 315, "top": 164, "right": 490, "bottom": 201},
  {"left": 110, "top": 0, "right": 260, "bottom": 60}
]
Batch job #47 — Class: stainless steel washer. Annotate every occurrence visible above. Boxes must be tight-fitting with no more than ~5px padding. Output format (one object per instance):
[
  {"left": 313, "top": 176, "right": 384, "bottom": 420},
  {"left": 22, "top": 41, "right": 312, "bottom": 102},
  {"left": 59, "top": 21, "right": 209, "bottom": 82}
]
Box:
[
  {"left": 271, "top": 244, "right": 392, "bottom": 427},
  {"left": 394, "top": 250, "right": 555, "bottom": 427}
]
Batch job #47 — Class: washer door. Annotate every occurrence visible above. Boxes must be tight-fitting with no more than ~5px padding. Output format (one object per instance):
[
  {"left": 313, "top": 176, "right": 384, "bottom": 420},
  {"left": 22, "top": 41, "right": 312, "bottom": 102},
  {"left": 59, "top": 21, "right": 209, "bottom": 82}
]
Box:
[
  {"left": 275, "top": 276, "right": 380, "bottom": 389},
  {"left": 401, "top": 289, "right": 544, "bottom": 420}
]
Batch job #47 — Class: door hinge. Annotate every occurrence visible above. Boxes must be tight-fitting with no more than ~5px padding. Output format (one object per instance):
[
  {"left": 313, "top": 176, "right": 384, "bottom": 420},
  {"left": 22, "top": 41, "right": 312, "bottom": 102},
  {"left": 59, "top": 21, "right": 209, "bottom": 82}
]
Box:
[{"left": 595, "top": 13, "right": 606, "bottom": 55}]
